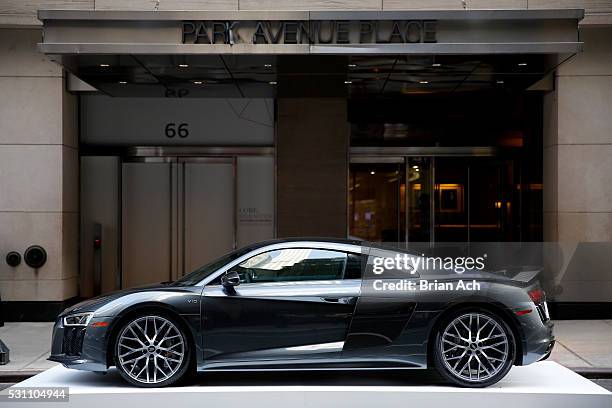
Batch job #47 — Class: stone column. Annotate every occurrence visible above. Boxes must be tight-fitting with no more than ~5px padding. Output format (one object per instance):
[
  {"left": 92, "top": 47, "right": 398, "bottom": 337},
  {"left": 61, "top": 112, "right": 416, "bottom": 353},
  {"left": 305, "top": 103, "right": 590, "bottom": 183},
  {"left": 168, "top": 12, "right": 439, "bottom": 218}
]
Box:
[
  {"left": 0, "top": 29, "right": 78, "bottom": 313},
  {"left": 543, "top": 27, "right": 612, "bottom": 302},
  {"left": 276, "top": 98, "right": 348, "bottom": 238}
]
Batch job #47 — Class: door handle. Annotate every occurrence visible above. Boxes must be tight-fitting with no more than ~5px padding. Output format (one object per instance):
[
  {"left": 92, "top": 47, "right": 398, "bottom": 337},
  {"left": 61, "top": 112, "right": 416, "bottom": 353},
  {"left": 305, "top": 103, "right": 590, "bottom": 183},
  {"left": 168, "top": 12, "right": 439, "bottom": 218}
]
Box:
[{"left": 322, "top": 296, "right": 356, "bottom": 304}]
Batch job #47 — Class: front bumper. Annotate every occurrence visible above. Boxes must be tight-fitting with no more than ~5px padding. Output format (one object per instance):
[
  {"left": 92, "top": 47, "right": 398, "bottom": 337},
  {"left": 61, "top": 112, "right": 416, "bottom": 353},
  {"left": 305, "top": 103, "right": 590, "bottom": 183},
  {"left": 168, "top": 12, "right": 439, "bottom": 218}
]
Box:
[{"left": 48, "top": 315, "right": 113, "bottom": 372}]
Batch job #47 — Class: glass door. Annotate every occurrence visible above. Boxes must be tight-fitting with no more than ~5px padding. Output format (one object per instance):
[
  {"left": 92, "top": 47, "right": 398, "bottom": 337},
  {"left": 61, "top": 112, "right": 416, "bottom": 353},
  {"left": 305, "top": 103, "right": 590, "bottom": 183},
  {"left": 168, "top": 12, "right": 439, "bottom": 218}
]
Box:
[
  {"left": 468, "top": 158, "right": 515, "bottom": 242},
  {"left": 434, "top": 158, "right": 469, "bottom": 242},
  {"left": 433, "top": 157, "right": 515, "bottom": 243},
  {"left": 349, "top": 156, "right": 517, "bottom": 244},
  {"left": 349, "top": 161, "right": 405, "bottom": 242},
  {"left": 406, "top": 157, "right": 433, "bottom": 242}
]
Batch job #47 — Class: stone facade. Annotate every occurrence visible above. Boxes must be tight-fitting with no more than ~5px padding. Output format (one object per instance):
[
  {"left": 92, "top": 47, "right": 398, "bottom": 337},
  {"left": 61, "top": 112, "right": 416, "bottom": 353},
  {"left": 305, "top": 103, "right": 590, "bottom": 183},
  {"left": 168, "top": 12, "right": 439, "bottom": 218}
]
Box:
[
  {"left": 0, "top": 29, "right": 78, "bottom": 302},
  {"left": 1, "top": 0, "right": 612, "bottom": 26},
  {"left": 1, "top": 1, "right": 612, "bottom": 306},
  {"left": 543, "top": 26, "right": 612, "bottom": 302}
]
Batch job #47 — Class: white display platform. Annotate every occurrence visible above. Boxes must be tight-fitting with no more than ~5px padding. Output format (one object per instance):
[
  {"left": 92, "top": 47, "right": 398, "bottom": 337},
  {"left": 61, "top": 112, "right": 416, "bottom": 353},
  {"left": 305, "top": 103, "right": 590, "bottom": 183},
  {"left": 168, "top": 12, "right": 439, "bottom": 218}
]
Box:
[{"left": 2, "top": 361, "right": 610, "bottom": 408}]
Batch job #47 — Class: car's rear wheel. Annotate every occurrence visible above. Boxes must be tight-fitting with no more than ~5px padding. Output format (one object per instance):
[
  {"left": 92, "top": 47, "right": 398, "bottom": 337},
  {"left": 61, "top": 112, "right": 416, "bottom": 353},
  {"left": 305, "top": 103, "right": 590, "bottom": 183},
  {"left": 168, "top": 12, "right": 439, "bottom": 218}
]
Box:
[
  {"left": 114, "top": 314, "right": 191, "bottom": 387},
  {"left": 433, "top": 310, "right": 515, "bottom": 387}
]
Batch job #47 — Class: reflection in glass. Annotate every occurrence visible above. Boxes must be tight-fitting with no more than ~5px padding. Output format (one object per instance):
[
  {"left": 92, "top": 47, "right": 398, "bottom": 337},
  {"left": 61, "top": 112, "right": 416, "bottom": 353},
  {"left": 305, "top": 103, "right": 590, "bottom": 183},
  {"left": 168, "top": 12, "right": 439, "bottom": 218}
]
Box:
[
  {"left": 434, "top": 158, "right": 469, "bottom": 242},
  {"left": 233, "top": 249, "right": 346, "bottom": 283},
  {"left": 349, "top": 163, "right": 405, "bottom": 242},
  {"left": 349, "top": 155, "right": 541, "bottom": 244},
  {"left": 406, "top": 157, "right": 432, "bottom": 242}
]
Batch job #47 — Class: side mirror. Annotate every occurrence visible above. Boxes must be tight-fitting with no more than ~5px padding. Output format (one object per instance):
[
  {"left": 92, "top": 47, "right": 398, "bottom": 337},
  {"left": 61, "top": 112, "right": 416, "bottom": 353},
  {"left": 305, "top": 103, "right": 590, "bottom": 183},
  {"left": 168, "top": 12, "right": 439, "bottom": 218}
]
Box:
[{"left": 221, "top": 271, "right": 240, "bottom": 288}]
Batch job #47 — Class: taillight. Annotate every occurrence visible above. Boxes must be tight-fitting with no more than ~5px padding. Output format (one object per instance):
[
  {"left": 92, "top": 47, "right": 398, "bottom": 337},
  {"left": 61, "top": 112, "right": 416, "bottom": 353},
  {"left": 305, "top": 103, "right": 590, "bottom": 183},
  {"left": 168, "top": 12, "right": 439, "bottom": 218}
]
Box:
[
  {"left": 528, "top": 288, "right": 545, "bottom": 304},
  {"left": 515, "top": 309, "right": 533, "bottom": 316}
]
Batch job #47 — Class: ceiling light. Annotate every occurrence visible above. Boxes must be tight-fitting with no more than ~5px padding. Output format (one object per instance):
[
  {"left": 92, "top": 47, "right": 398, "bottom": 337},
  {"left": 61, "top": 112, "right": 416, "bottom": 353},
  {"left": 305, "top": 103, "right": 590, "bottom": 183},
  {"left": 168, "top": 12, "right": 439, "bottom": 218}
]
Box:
[
  {"left": 432, "top": 63, "right": 441, "bottom": 67},
  {"left": 269, "top": 81, "right": 277, "bottom": 85},
  {"left": 118, "top": 81, "right": 127, "bottom": 84},
  {"left": 348, "top": 64, "right": 357, "bottom": 68},
  {"left": 497, "top": 80, "right": 504, "bottom": 84},
  {"left": 344, "top": 80, "right": 352, "bottom": 84},
  {"left": 193, "top": 80, "right": 204, "bottom": 85},
  {"left": 370, "top": 171, "right": 376, "bottom": 175},
  {"left": 412, "top": 165, "right": 419, "bottom": 169},
  {"left": 264, "top": 64, "right": 272, "bottom": 68},
  {"left": 416, "top": 168, "right": 420, "bottom": 172},
  {"left": 518, "top": 62, "right": 528, "bottom": 66},
  {"left": 419, "top": 80, "right": 429, "bottom": 84},
  {"left": 99, "top": 63, "right": 110, "bottom": 67},
  {"left": 179, "top": 64, "right": 189, "bottom": 68}
]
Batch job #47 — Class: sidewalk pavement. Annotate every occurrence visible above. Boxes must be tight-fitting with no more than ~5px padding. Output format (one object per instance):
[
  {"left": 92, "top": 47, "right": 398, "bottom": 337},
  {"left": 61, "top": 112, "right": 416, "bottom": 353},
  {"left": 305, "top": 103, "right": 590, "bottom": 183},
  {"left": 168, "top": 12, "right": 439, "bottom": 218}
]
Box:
[
  {"left": 549, "top": 320, "right": 612, "bottom": 371},
  {"left": 0, "top": 322, "right": 55, "bottom": 374},
  {"left": 1, "top": 320, "right": 612, "bottom": 375}
]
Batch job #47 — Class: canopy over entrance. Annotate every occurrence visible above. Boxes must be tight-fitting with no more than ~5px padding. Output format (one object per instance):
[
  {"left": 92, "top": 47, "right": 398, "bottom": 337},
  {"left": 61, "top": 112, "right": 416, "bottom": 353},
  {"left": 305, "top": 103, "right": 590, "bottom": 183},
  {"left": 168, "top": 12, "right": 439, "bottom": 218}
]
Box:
[
  {"left": 38, "top": 9, "right": 583, "bottom": 97},
  {"left": 39, "top": 9, "right": 583, "bottom": 55}
]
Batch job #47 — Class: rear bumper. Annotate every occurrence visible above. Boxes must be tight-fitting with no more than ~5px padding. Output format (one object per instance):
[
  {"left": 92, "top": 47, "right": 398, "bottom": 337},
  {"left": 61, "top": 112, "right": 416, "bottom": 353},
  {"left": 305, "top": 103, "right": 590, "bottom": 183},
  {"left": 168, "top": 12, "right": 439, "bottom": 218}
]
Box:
[
  {"left": 538, "top": 340, "right": 555, "bottom": 361},
  {"left": 521, "top": 315, "right": 555, "bottom": 365}
]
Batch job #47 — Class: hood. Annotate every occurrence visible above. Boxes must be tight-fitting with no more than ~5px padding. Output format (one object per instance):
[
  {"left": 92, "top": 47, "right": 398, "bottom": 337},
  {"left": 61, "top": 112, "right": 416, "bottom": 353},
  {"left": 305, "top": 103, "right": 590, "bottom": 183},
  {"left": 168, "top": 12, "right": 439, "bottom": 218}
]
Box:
[{"left": 59, "top": 282, "right": 173, "bottom": 316}]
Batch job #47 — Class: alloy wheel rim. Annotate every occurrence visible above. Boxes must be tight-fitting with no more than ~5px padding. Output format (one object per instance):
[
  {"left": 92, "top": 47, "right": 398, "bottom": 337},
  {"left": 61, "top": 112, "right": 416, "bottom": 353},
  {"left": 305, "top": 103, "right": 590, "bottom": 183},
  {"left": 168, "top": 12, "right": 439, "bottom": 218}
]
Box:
[
  {"left": 440, "top": 312, "right": 509, "bottom": 382},
  {"left": 117, "top": 316, "right": 185, "bottom": 384}
]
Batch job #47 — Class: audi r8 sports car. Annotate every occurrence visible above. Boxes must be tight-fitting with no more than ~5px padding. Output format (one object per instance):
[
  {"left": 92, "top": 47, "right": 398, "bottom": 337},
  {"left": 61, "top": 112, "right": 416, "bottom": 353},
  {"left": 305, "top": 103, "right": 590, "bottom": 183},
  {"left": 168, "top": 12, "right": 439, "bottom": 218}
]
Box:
[{"left": 49, "top": 239, "right": 554, "bottom": 387}]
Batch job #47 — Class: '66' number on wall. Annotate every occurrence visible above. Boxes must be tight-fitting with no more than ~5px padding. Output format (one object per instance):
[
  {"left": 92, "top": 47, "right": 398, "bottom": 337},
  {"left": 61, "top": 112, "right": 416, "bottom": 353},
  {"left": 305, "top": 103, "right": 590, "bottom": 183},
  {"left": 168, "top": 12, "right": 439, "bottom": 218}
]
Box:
[{"left": 165, "top": 123, "right": 189, "bottom": 138}]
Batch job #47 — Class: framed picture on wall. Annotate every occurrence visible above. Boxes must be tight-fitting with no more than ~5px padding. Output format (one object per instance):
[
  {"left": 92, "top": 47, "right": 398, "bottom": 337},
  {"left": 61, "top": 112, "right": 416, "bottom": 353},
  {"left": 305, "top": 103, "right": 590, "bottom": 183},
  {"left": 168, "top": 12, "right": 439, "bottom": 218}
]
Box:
[{"left": 438, "top": 184, "right": 464, "bottom": 213}]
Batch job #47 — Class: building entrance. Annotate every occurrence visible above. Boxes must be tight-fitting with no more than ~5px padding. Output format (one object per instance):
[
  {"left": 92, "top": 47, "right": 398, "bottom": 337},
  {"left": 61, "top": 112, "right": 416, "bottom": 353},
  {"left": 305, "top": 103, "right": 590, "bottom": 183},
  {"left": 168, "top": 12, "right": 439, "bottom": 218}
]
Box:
[
  {"left": 80, "top": 152, "right": 274, "bottom": 296},
  {"left": 349, "top": 154, "right": 538, "bottom": 243},
  {"left": 122, "top": 157, "right": 235, "bottom": 288}
]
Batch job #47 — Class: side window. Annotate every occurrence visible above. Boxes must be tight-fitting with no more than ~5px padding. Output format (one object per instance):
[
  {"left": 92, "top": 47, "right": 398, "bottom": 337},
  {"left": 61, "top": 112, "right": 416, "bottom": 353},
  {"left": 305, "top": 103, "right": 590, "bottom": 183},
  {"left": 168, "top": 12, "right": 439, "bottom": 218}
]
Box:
[
  {"left": 231, "top": 248, "right": 347, "bottom": 284},
  {"left": 344, "top": 253, "right": 363, "bottom": 280}
]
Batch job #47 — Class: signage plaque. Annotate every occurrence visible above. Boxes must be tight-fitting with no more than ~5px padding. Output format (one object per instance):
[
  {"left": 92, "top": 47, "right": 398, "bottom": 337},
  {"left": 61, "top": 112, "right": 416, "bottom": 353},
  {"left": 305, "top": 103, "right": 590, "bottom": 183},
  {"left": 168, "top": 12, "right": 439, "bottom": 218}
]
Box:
[{"left": 182, "top": 20, "right": 437, "bottom": 45}]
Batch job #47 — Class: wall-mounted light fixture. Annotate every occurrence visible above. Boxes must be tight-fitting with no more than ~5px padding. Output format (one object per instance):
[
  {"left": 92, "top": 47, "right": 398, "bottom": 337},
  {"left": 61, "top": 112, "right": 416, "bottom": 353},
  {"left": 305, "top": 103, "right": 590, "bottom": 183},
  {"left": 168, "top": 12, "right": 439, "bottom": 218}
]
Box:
[
  {"left": 5, "top": 251, "right": 21, "bottom": 267},
  {"left": 24, "top": 245, "right": 47, "bottom": 269}
]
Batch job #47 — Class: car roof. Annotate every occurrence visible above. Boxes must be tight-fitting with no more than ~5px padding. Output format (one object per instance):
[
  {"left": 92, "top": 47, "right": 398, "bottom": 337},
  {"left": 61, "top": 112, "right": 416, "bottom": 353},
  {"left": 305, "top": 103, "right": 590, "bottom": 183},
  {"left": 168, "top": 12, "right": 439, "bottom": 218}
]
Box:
[{"left": 243, "top": 237, "right": 363, "bottom": 250}]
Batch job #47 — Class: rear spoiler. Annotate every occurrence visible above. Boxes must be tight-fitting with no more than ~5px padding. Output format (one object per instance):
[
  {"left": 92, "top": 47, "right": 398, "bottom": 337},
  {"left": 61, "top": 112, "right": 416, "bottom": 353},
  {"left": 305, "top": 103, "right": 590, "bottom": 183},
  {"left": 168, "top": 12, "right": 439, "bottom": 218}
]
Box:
[{"left": 510, "top": 268, "right": 543, "bottom": 283}]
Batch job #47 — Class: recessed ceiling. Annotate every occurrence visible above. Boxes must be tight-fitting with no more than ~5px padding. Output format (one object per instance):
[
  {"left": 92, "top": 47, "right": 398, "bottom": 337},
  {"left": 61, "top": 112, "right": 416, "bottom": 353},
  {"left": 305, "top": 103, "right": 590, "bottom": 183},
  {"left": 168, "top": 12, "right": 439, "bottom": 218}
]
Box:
[{"left": 60, "top": 53, "right": 560, "bottom": 98}]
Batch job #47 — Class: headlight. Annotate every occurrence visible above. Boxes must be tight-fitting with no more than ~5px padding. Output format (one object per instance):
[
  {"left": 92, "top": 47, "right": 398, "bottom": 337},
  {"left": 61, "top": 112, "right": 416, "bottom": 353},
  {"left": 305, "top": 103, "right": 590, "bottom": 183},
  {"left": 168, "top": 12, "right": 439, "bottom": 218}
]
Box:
[{"left": 63, "top": 312, "right": 93, "bottom": 327}]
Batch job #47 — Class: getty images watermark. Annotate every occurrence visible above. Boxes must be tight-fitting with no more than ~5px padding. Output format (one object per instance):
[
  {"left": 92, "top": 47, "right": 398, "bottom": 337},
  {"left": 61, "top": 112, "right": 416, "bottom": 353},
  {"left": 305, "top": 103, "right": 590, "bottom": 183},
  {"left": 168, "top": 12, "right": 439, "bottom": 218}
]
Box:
[{"left": 370, "top": 252, "right": 487, "bottom": 292}]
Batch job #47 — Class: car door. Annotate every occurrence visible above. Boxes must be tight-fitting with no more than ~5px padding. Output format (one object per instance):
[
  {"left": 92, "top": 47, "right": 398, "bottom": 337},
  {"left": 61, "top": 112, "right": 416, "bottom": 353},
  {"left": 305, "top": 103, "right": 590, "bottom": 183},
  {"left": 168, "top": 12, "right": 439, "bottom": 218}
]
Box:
[{"left": 200, "top": 247, "right": 361, "bottom": 367}]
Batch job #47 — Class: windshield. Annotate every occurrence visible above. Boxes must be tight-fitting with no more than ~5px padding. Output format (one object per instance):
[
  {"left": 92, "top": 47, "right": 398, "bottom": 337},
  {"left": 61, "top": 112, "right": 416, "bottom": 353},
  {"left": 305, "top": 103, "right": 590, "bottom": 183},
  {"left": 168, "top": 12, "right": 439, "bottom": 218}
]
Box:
[{"left": 170, "top": 246, "right": 255, "bottom": 286}]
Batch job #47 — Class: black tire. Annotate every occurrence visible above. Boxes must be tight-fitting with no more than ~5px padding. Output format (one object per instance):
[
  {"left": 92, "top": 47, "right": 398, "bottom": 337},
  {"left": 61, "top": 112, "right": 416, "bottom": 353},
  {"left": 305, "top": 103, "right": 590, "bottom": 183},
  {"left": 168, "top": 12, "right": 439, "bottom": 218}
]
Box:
[
  {"left": 433, "top": 308, "right": 515, "bottom": 388},
  {"left": 114, "top": 313, "right": 192, "bottom": 387}
]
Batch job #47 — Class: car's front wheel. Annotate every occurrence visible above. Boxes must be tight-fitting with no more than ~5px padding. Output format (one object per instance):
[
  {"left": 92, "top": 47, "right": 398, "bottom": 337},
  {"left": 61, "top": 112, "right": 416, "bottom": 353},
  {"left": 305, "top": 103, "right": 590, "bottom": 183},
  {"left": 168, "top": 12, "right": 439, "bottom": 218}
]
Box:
[
  {"left": 114, "top": 314, "right": 191, "bottom": 387},
  {"left": 433, "top": 310, "right": 515, "bottom": 387}
]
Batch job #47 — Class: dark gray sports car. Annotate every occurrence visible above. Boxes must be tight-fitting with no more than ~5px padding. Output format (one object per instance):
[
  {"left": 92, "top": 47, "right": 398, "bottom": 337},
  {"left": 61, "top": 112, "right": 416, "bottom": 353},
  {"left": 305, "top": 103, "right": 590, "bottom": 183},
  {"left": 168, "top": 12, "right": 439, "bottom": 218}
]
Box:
[{"left": 49, "top": 239, "right": 554, "bottom": 387}]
